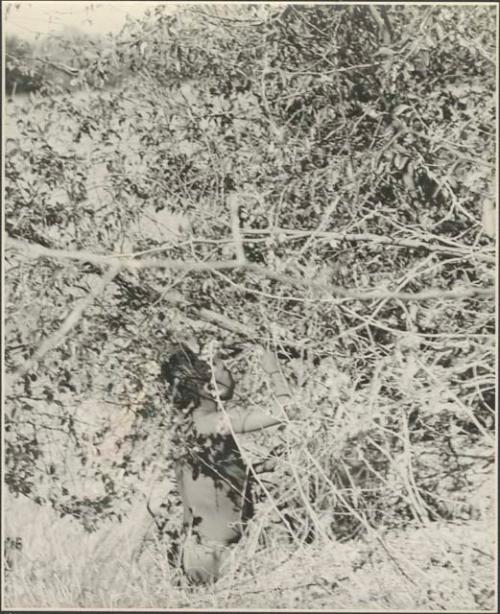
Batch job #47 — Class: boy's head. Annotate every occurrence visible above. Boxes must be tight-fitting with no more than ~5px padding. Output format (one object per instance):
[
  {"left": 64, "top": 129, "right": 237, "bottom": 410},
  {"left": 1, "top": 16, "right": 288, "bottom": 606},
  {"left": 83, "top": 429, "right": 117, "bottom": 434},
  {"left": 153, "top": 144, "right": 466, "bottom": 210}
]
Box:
[{"left": 161, "top": 343, "right": 235, "bottom": 409}]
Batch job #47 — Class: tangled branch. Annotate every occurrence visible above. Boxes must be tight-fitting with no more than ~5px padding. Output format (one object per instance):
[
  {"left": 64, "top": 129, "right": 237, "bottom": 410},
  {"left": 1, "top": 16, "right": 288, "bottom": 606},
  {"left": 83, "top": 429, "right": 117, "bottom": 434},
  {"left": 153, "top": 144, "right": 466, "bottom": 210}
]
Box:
[
  {"left": 6, "top": 236, "right": 495, "bottom": 303},
  {"left": 8, "top": 263, "right": 121, "bottom": 385}
]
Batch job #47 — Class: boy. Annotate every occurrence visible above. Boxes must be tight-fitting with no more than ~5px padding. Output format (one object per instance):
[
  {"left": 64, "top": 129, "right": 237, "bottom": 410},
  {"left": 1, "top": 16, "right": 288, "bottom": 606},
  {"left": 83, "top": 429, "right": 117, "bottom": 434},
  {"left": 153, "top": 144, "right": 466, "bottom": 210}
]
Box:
[{"left": 161, "top": 343, "right": 290, "bottom": 584}]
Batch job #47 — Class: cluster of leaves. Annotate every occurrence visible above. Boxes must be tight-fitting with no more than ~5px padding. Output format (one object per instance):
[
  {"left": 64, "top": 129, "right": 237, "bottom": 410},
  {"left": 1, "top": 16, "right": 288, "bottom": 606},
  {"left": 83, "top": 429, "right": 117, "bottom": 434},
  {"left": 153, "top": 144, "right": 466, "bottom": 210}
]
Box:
[{"left": 4, "top": 4, "right": 495, "bottom": 540}]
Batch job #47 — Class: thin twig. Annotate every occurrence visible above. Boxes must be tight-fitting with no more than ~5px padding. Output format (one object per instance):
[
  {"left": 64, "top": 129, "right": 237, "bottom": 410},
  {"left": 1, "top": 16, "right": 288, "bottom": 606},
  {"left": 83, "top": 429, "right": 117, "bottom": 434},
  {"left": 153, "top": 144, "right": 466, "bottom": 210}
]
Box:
[{"left": 227, "top": 192, "right": 246, "bottom": 265}]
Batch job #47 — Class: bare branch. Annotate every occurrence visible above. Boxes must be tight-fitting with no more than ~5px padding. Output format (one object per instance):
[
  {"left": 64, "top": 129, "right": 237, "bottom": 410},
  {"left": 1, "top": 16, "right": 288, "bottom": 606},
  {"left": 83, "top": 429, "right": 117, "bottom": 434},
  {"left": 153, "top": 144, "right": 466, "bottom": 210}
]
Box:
[
  {"left": 6, "top": 52, "right": 80, "bottom": 77},
  {"left": 6, "top": 236, "right": 494, "bottom": 304},
  {"left": 81, "top": 227, "right": 494, "bottom": 264},
  {"left": 246, "top": 265, "right": 495, "bottom": 303},
  {"left": 34, "top": 56, "right": 80, "bottom": 77},
  {"left": 242, "top": 228, "right": 495, "bottom": 263},
  {"left": 161, "top": 289, "right": 255, "bottom": 338},
  {"left": 8, "top": 263, "right": 121, "bottom": 384},
  {"left": 5, "top": 236, "right": 240, "bottom": 272}
]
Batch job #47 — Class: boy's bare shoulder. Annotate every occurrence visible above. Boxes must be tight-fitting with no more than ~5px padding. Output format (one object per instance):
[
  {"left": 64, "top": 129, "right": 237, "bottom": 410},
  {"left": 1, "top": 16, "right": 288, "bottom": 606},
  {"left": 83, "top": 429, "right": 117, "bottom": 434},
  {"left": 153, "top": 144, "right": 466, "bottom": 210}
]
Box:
[{"left": 192, "top": 408, "right": 223, "bottom": 436}]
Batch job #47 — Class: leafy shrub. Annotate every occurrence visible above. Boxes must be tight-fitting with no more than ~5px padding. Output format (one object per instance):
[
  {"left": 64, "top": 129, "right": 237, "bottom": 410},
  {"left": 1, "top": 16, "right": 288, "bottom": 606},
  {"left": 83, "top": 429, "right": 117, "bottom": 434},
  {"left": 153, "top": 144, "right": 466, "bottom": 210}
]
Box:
[{"left": 4, "top": 4, "right": 495, "bottom": 551}]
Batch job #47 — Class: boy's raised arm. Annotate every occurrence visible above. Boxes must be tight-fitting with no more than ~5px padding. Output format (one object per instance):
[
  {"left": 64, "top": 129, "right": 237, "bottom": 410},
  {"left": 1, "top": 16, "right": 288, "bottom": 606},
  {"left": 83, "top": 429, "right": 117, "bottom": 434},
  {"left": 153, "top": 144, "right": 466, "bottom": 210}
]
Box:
[
  {"left": 194, "top": 347, "right": 293, "bottom": 436},
  {"left": 260, "top": 347, "right": 291, "bottom": 403},
  {"left": 225, "top": 348, "right": 292, "bottom": 434}
]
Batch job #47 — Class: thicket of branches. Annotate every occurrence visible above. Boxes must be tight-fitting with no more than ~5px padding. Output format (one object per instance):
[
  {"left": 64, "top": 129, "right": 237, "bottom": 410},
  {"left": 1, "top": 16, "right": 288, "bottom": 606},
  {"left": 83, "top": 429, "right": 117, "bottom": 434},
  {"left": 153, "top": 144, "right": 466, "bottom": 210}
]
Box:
[{"left": 4, "top": 4, "right": 495, "bottom": 543}]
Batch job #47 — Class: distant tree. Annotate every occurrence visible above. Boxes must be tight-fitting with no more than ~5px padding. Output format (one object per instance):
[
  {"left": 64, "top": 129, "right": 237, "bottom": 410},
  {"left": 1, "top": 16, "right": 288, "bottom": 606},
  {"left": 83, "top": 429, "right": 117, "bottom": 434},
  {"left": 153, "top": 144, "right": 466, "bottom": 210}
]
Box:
[
  {"left": 5, "top": 34, "right": 45, "bottom": 94},
  {"left": 5, "top": 28, "right": 121, "bottom": 95}
]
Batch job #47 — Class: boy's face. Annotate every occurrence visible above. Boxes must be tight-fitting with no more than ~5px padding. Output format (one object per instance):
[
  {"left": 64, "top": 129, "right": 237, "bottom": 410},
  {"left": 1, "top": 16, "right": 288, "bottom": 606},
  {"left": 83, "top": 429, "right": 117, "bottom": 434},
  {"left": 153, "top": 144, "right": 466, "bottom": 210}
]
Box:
[{"left": 208, "top": 359, "right": 234, "bottom": 400}]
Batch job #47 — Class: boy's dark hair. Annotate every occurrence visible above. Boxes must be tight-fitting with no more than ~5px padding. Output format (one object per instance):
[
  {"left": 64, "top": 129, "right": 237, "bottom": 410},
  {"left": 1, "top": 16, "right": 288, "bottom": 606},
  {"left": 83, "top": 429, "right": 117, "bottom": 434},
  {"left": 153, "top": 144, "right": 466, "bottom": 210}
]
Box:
[
  {"left": 161, "top": 343, "right": 235, "bottom": 409},
  {"left": 161, "top": 344, "right": 211, "bottom": 409}
]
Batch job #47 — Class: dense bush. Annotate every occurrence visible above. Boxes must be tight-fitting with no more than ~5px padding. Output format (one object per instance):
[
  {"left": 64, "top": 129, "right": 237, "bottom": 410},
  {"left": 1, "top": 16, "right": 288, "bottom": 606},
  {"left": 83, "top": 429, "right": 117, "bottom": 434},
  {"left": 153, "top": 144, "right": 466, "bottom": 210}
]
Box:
[{"left": 4, "top": 3, "right": 495, "bottom": 549}]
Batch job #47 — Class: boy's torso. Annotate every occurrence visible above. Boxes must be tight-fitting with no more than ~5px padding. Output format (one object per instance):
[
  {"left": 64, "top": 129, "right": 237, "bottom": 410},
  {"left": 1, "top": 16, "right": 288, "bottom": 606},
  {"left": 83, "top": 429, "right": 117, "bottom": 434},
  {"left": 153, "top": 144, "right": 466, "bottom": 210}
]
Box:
[{"left": 175, "top": 426, "right": 254, "bottom": 545}]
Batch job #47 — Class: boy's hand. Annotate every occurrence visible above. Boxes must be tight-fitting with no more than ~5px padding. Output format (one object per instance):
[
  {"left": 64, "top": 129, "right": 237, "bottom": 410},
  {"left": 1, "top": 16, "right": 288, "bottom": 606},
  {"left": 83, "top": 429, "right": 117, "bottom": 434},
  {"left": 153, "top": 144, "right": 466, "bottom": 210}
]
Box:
[{"left": 260, "top": 348, "right": 280, "bottom": 375}]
